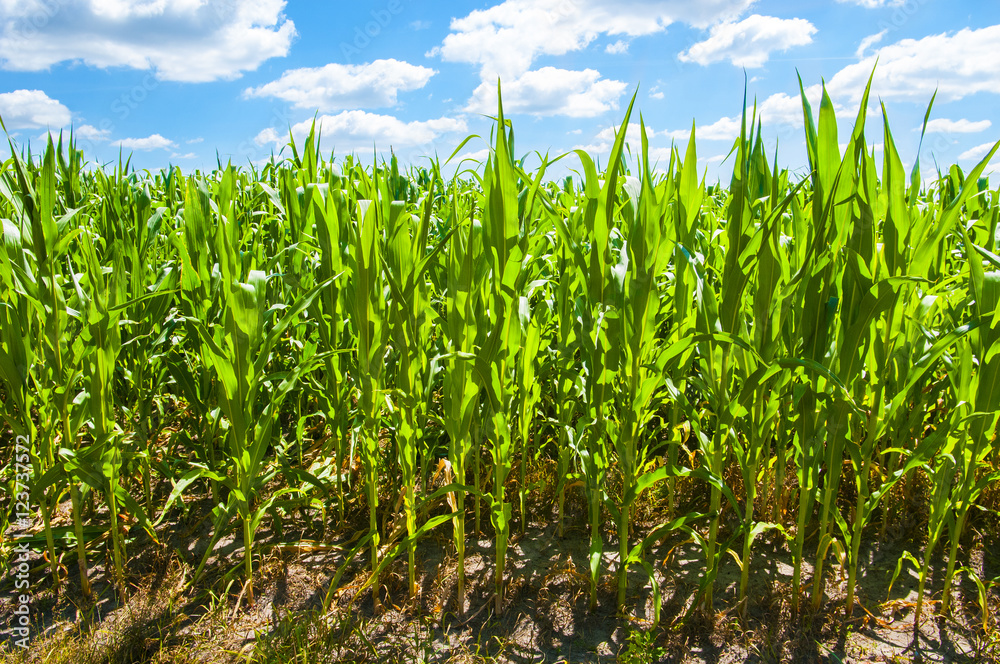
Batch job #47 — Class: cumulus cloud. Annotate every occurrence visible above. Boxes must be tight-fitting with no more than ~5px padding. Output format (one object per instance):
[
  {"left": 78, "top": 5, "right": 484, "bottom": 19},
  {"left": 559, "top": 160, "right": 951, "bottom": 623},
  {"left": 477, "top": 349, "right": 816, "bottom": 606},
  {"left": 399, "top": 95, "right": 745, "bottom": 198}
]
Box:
[
  {"left": 959, "top": 142, "right": 999, "bottom": 162},
  {"left": 466, "top": 67, "right": 626, "bottom": 118},
  {"left": 754, "top": 88, "right": 833, "bottom": 128},
  {"left": 433, "top": 0, "right": 754, "bottom": 118},
  {"left": 825, "top": 26, "right": 1000, "bottom": 103},
  {"left": 255, "top": 111, "right": 468, "bottom": 154},
  {"left": 76, "top": 124, "right": 110, "bottom": 140},
  {"left": 679, "top": 15, "right": 817, "bottom": 68},
  {"left": 0, "top": 89, "right": 70, "bottom": 128},
  {"left": 115, "top": 134, "right": 175, "bottom": 150},
  {"left": 576, "top": 123, "right": 740, "bottom": 166},
  {"left": 253, "top": 127, "right": 281, "bottom": 145},
  {"left": 452, "top": 147, "right": 490, "bottom": 163},
  {"left": 430, "top": 0, "right": 753, "bottom": 80},
  {"left": 245, "top": 59, "right": 437, "bottom": 111},
  {"left": 656, "top": 26, "right": 1000, "bottom": 155},
  {"left": 855, "top": 29, "right": 887, "bottom": 58},
  {"left": 663, "top": 116, "right": 743, "bottom": 141},
  {"left": 575, "top": 121, "right": 657, "bottom": 153},
  {"left": 657, "top": 84, "right": 850, "bottom": 143},
  {"left": 37, "top": 123, "right": 110, "bottom": 144},
  {"left": 254, "top": 127, "right": 281, "bottom": 147},
  {"left": 923, "top": 118, "right": 992, "bottom": 134},
  {"left": 605, "top": 40, "right": 629, "bottom": 54},
  {"left": 0, "top": 0, "right": 295, "bottom": 82},
  {"left": 596, "top": 121, "right": 655, "bottom": 145},
  {"left": 661, "top": 25, "right": 1000, "bottom": 149},
  {"left": 836, "top": 0, "right": 905, "bottom": 6}
]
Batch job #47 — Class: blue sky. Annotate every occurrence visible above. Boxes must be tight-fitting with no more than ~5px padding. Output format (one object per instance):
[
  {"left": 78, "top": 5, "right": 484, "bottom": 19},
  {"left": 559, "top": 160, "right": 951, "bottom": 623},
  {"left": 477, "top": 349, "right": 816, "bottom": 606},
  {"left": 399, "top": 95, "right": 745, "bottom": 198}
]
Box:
[{"left": 1, "top": 0, "right": 998, "bottom": 181}]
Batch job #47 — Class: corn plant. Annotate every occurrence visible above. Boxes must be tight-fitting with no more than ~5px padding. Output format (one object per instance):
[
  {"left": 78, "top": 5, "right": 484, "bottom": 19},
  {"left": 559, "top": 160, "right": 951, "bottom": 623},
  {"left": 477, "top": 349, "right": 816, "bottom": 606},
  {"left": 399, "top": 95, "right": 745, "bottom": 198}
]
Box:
[
  {"left": 553, "top": 102, "right": 633, "bottom": 609},
  {"left": 514, "top": 284, "right": 547, "bottom": 535},
  {"left": 2, "top": 138, "right": 94, "bottom": 594},
  {"left": 476, "top": 89, "right": 527, "bottom": 612},
  {"left": 439, "top": 193, "right": 482, "bottom": 615},
  {"left": 939, "top": 202, "right": 1000, "bottom": 617},
  {"left": 550, "top": 193, "right": 585, "bottom": 539},
  {"left": 344, "top": 179, "right": 392, "bottom": 610},
  {"left": 610, "top": 116, "right": 687, "bottom": 611},
  {"left": 384, "top": 188, "right": 445, "bottom": 597},
  {"left": 0, "top": 73, "right": 997, "bottom": 634},
  {"left": 184, "top": 173, "right": 332, "bottom": 603},
  {"left": 305, "top": 168, "right": 354, "bottom": 526}
]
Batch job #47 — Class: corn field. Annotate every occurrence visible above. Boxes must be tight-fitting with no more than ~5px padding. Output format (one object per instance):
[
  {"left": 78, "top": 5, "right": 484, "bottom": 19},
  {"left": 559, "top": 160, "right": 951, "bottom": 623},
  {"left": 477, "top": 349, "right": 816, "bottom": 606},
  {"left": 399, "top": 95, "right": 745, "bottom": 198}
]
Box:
[{"left": 2, "top": 77, "right": 999, "bottom": 635}]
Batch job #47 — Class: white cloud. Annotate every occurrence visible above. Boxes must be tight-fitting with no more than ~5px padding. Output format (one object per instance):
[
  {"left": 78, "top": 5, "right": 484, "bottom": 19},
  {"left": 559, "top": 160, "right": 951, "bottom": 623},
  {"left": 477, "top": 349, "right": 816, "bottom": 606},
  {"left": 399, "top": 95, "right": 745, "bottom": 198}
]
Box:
[
  {"left": 257, "top": 111, "right": 468, "bottom": 154},
  {"left": 573, "top": 142, "right": 608, "bottom": 154},
  {"left": 664, "top": 116, "right": 742, "bottom": 141},
  {"left": 855, "top": 30, "right": 887, "bottom": 58},
  {"left": 678, "top": 15, "right": 817, "bottom": 68},
  {"left": 836, "top": 0, "right": 905, "bottom": 6},
  {"left": 467, "top": 67, "right": 626, "bottom": 118},
  {"left": 826, "top": 26, "right": 1000, "bottom": 103},
  {"left": 755, "top": 87, "right": 830, "bottom": 128},
  {"left": 187, "top": 137, "right": 204, "bottom": 144},
  {"left": 646, "top": 146, "right": 676, "bottom": 163},
  {"left": 699, "top": 117, "right": 745, "bottom": 140},
  {"left": 38, "top": 124, "right": 109, "bottom": 143},
  {"left": 576, "top": 121, "right": 656, "bottom": 153},
  {"left": 435, "top": 1, "right": 749, "bottom": 119},
  {"left": 759, "top": 86, "right": 859, "bottom": 130},
  {"left": 171, "top": 152, "right": 197, "bottom": 159},
  {"left": 431, "top": 0, "right": 753, "bottom": 80},
  {"left": 245, "top": 59, "right": 437, "bottom": 111},
  {"left": 959, "top": 142, "right": 998, "bottom": 162},
  {"left": 115, "top": 134, "right": 175, "bottom": 151},
  {"left": 682, "top": 27, "right": 1000, "bottom": 147},
  {"left": 665, "top": 26, "right": 999, "bottom": 148},
  {"left": 597, "top": 121, "right": 655, "bottom": 145},
  {"left": 453, "top": 148, "right": 490, "bottom": 162},
  {"left": 606, "top": 40, "right": 629, "bottom": 54},
  {"left": 0, "top": 89, "right": 70, "bottom": 129},
  {"left": 76, "top": 124, "right": 110, "bottom": 141},
  {"left": 0, "top": 0, "right": 295, "bottom": 82},
  {"left": 410, "top": 20, "right": 431, "bottom": 30},
  {"left": 658, "top": 85, "right": 831, "bottom": 144},
  {"left": 923, "top": 118, "right": 992, "bottom": 134},
  {"left": 255, "top": 127, "right": 281, "bottom": 146}
]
